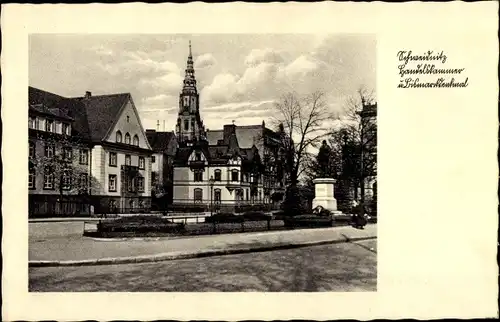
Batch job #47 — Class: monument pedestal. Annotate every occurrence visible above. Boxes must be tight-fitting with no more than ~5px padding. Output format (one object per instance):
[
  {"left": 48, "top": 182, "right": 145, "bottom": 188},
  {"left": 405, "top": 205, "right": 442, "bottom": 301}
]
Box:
[{"left": 312, "top": 178, "right": 342, "bottom": 216}]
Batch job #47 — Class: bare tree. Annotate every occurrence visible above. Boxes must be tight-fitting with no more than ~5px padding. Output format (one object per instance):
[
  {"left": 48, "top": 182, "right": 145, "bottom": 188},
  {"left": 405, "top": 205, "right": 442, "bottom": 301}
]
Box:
[
  {"left": 268, "top": 91, "right": 336, "bottom": 215},
  {"left": 272, "top": 91, "right": 336, "bottom": 186}
]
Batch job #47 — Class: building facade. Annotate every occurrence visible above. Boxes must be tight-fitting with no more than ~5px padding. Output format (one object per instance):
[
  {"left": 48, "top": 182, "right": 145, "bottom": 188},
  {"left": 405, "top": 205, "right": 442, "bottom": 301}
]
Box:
[
  {"left": 28, "top": 87, "right": 153, "bottom": 216},
  {"left": 171, "top": 43, "right": 285, "bottom": 213},
  {"left": 146, "top": 129, "right": 178, "bottom": 210}
]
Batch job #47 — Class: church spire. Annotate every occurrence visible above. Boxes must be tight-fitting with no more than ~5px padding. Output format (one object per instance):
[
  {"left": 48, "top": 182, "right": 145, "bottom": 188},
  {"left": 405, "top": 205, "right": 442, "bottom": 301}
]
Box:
[{"left": 183, "top": 40, "right": 197, "bottom": 94}]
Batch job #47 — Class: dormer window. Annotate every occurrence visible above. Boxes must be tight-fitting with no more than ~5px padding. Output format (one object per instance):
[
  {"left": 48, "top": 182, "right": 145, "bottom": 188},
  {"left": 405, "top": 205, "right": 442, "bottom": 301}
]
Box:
[
  {"left": 195, "top": 151, "right": 201, "bottom": 161},
  {"left": 116, "top": 131, "right": 122, "bottom": 143},
  {"left": 125, "top": 133, "right": 131, "bottom": 144},
  {"left": 133, "top": 135, "right": 139, "bottom": 146},
  {"left": 62, "top": 123, "right": 70, "bottom": 136},
  {"left": 45, "top": 120, "right": 54, "bottom": 132}
]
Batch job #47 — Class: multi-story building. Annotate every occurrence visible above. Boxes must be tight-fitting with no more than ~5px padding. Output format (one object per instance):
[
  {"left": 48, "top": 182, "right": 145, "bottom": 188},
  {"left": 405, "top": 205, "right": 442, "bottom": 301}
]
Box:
[
  {"left": 171, "top": 43, "right": 285, "bottom": 213},
  {"left": 28, "top": 86, "right": 153, "bottom": 216},
  {"left": 28, "top": 87, "right": 92, "bottom": 216},
  {"left": 146, "top": 129, "right": 178, "bottom": 210}
]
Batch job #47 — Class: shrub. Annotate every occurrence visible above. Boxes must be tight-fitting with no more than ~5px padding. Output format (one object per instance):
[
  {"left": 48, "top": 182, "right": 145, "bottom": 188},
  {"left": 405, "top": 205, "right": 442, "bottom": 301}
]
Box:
[
  {"left": 205, "top": 212, "right": 242, "bottom": 223},
  {"left": 241, "top": 211, "right": 272, "bottom": 222}
]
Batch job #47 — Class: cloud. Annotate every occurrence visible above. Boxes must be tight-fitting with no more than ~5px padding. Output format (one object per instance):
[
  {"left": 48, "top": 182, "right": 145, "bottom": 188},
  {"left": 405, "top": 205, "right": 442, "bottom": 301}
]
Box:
[
  {"left": 244, "top": 48, "right": 284, "bottom": 66},
  {"left": 195, "top": 53, "right": 216, "bottom": 69},
  {"left": 200, "top": 73, "right": 240, "bottom": 104},
  {"left": 281, "top": 55, "right": 319, "bottom": 77}
]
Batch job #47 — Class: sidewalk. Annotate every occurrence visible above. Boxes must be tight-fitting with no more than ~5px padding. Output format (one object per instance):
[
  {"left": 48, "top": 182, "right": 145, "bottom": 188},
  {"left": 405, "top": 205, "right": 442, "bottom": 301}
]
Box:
[{"left": 29, "top": 224, "right": 376, "bottom": 266}]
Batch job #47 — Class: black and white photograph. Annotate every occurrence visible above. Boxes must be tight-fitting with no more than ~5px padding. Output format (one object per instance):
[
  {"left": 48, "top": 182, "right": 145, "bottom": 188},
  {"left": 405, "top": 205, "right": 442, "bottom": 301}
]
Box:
[{"left": 28, "top": 34, "right": 377, "bottom": 292}]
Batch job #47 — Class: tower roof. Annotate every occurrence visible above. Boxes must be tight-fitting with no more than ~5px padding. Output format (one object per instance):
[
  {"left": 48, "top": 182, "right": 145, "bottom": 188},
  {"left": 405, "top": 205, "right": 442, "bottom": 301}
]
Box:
[{"left": 182, "top": 40, "right": 197, "bottom": 94}]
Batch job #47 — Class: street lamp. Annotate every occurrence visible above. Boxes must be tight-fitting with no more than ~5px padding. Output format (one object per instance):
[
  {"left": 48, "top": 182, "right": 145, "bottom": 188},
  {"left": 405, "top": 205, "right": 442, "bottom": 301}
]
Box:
[{"left": 209, "top": 175, "right": 215, "bottom": 216}]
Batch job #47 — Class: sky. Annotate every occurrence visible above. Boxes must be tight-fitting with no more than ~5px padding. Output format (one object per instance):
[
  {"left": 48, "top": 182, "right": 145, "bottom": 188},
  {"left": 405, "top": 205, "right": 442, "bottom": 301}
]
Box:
[{"left": 29, "top": 34, "right": 376, "bottom": 132}]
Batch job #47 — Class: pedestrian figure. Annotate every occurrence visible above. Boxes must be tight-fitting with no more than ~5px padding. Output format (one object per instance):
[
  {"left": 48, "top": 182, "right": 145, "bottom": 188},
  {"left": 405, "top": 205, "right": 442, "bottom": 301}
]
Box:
[{"left": 351, "top": 199, "right": 367, "bottom": 229}]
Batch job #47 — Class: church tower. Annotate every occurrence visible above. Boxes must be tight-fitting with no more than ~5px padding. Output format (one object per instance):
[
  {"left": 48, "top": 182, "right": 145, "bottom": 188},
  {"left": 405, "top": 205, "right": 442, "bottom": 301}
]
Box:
[{"left": 175, "top": 41, "right": 206, "bottom": 146}]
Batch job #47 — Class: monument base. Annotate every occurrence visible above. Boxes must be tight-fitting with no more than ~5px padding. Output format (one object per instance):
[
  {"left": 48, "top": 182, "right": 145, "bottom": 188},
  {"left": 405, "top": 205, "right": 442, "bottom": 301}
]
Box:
[{"left": 312, "top": 178, "right": 343, "bottom": 216}]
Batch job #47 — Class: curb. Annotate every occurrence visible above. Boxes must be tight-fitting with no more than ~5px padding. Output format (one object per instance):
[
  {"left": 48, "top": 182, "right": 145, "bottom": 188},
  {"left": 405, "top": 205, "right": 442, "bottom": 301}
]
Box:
[{"left": 29, "top": 235, "right": 376, "bottom": 267}]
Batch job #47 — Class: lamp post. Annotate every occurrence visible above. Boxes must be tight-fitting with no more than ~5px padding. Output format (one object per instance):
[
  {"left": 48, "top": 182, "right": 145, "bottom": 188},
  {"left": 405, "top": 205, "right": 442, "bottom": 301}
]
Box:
[{"left": 209, "top": 175, "right": 215, "bottom": 216}]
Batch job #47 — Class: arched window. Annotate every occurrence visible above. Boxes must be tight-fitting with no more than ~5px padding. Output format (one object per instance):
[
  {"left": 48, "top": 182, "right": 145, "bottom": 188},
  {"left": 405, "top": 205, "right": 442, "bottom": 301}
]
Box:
[
  {"left": 125, "top": 133, "right": 131, "bottom": 144},
  {"left": 194, "top": 188, "right": 203, "bottom": 203},
  {"left": 116, "top": 131, "right": 122, "bottom": 143},
  {"left": 133, "top": 135, "right": 139, "bottom": 146},
  {"left": 231, "top": 169, "right": 239, "bottom": 182},
  {"left": 214, "top": 169, "right": 221, "bottom": 181},
  {"left": 214, "top": 188, "right": 221, "bottom": 203}
]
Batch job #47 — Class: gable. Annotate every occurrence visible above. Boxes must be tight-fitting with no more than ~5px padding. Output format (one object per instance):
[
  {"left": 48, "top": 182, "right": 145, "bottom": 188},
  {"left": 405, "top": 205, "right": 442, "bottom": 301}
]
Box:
[
  {"left": 104, "top": 98, "right": 151, "bottom": 150},
  {"left": 188, "top": 149, "right": 207, "bottom": 162}
]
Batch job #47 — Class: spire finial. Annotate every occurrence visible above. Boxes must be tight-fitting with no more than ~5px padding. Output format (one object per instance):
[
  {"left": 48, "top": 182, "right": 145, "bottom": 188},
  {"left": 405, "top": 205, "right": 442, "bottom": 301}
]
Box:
[{"left": 189, "top": 40, "right": 192, "bottom": 57}]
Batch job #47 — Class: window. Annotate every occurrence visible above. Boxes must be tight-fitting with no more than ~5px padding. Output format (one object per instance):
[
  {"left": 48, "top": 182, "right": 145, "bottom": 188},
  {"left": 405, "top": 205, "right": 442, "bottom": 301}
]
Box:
[
  {"left": 152, "top": 172, "right": 157, "bottom": 186},
  {"left": 184, "top": 119, "right": 189, "bottom": 131},
  {"left": 29, "top": 117, "right": 35, "bottom": 129},
  {"left": 34, "top": 117, "right": 39, "bottom": 129},
  {"left": 194, "top": 170, "right": 203, "bottom": 182},
  {"left": 62, "top": 123, "right": 70, "bottom": 136},
  {"left": 108, "top": 174, "right": 117, "bottom": 192},
  {"left": 44, "top": 143, "right": 55, "bottom": 158},
  {"left": 127, "top": 177, "right": 134, "bottom": 192},
  {"left": 29, "top": 141, "right": 35, "bottom": 159},
  {"left": 129, "top": 199, "right": 135, "bottom": 209},
  {"left": 214, "top": 188, "right": 221, "bottom": 203},
  {"left": 152, "top": 155, "right": 156, "bottom": 163},
  {"left": 116, "top": 131, "right": 122, "bottom": 143},
  {"left": 133, "top": 135, "right": 139, "bottom": 146},
  {"left": 138, "top": 199, "right": 144, "bottom": 208},
  {"left": 137, "top": 177, "right": 144, "bottom": 192},
  {"left": 194, "top": 188, "right": 203, "bottom": 203},
  {"left": 28, "top": 167, "right": 35, "bottom": 189},
  {"left": 259, "top": 190, "right": 262, "bottom": 201},
  {"left": 79, "top": 149, "right": 89, "bottom": 165},
  {"left": 43, "top": 167, "right": 54, "bottom": 190},
  {"left": 231, "top": 169, "right": 239, "bottom": 182},
  {"left": 62, "top": 169, "right": 72, "bottom": 190},
  {"left": 139, "top": 157, "right": 145, "bottom": 169},
  {"left": 246, "top": 189, "right": 249, "bottom": 201},
  {"left": 45, "top": 120, "right": 54, "bottom": 132},
  {"left": 126, "top": 115, "right": 130, "bottom": 123},
  {"left": 125, "top": 133, "right": 131, "bottom": 144},
  {"left": 183, "top": 96, "right": 189, "bottom": 107},
  {"left": 243, "top": 173, "right": 249, "bottom": 183},
  {"left": 79, "top": 173, "right": 88, "bottom": 190},
  {"left": 125, "top": 154, "right": 131, "bottom": 166},
  {"left": 109, "top": 200, "right": 118, "bottom": 212},
  {"left": 63, "top": 147, "right": 73, "bottom": 161},
  {"left": 109, "top": 152, "right": 117, "bottom": 167},
  {"left": 214, "top": 169, "right": 221, "bottom": 181},
  {"left": 195, "top": 151, "right": 201, "bottom": 161},
  {"left": 191, "top": 119, "right": 195, "bottom": 130}
]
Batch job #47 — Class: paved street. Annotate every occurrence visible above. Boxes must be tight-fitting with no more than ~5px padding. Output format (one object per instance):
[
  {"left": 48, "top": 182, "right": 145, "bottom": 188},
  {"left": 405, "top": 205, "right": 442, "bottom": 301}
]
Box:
[{"left": 29, "top": 239, "right": 377, "bottom": 292}]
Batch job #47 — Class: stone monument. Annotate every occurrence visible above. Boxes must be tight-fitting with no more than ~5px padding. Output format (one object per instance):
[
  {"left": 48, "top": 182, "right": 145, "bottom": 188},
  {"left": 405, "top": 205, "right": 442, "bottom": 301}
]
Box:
[{"left": 312, "top": 178, "right": 342, "bottom": 215}]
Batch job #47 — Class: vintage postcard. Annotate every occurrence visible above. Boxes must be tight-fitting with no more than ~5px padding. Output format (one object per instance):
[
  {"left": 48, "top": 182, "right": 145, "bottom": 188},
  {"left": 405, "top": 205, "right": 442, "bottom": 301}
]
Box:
[{"left": 1, "top": 2, "right": 498, "bottom": 321}]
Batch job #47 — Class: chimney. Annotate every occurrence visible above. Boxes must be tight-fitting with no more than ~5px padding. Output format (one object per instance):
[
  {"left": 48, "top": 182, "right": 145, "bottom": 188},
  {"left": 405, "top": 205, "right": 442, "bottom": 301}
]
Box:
[{"left": 85, "top": 91, "right": 92, "bottom": 99}]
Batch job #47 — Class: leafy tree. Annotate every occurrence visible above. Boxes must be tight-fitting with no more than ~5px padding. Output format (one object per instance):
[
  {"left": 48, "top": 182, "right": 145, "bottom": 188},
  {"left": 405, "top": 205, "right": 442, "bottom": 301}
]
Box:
[{"left": 339, "top": 87, "right": 377, "bottom": 203}]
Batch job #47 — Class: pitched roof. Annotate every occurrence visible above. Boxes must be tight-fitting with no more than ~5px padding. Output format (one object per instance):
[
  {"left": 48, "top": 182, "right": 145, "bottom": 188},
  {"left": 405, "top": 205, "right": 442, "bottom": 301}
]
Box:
[
  {"left": 73, "top": 93, "right": 130, "bottom": 142},
  {"left": 28, "top": 87, "right": 73, "bottom": 121},
  {"left": 146, "top": 130, "right": 176, "bottom": 154}
]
